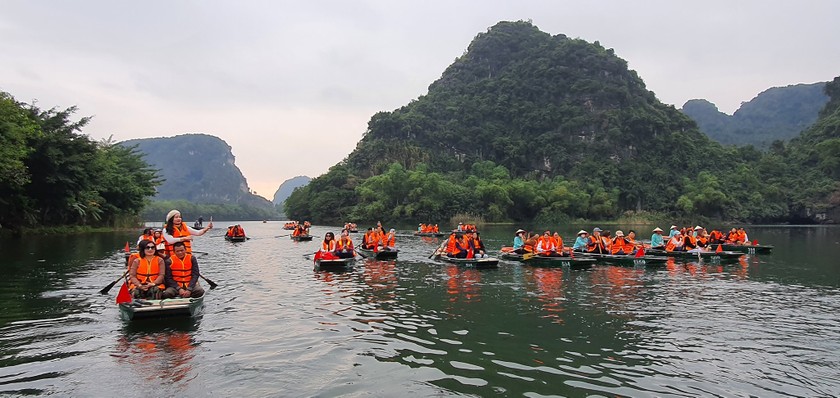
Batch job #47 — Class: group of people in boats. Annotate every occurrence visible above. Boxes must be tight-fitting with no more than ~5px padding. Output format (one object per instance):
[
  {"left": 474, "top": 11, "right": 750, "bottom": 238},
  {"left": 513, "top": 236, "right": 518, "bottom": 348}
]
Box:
[
  {"left": 291, "top": 221, "right": 311, "bottom": 237},
  {"left": 225, "top": 224, "right": 246, "bottom": 238},
  {"left": 417, "top": 223, "right": 440, "bottom": 233},
  {"left": 510, "top": 225, "right": 755, "bottom": 256},
  {"left": 443, "top": 230, "right": 487, "bottom": 258},
  {"left": 128, "top": 210, "right": 213, "bottom": 300},
  {"left": 343, "top": 222, "right": 358, "bottom": 232},
  {"left": 361, "top": 221, "right": 397, "bottom": 252}
]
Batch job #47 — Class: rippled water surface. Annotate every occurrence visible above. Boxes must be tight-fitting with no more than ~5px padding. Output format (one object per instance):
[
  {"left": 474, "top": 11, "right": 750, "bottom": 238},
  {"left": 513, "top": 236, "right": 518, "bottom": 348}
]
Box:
[{"left": 1, "top": 223, "right": 839, "bottom": 397}]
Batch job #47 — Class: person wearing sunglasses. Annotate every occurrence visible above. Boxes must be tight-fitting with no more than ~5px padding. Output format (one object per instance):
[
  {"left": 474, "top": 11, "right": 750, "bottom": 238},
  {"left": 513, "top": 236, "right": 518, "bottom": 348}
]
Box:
[{"left": 128, "top": 239, "right": 166, "bottom": 299}]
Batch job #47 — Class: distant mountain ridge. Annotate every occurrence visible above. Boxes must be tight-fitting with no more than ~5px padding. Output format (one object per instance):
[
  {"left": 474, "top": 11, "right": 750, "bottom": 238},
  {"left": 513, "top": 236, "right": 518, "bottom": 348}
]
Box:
[
  {"left": 273, "top": 176, "right": 311, "bottom": 205},
  {"left": 120, "top": 133, "right": 273, "bottom": 209},
  {"left": 682, "top": 82, "right": 828, "bottom": 147}
]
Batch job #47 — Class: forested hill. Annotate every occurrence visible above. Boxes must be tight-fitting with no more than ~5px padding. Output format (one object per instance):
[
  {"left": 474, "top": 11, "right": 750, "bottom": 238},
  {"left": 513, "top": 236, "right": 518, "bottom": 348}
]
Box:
[
  {"left": 286, "top": 21, "right": 840, "bottom": 224},
  {"left": 121, "top": 134, "right": 272, "bottom": 209},
  {"left": 682, "top": 82, "right": 828, "bottom": 147}
]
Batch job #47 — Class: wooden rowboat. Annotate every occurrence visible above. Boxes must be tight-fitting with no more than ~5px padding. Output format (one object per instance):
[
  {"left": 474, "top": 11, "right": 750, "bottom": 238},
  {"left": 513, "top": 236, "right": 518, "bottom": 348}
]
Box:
[
  {"left": 224, "top": 235, "right": 247, "bottom": 242},
  {"left": 356, "top": 246, "right": 398, "bottom": 260},
  {"left": 581, "top": 253, "right": 669, "bottom": 266},
  {"left": 314, "top": 257, "right": 356, "bottom": 270},
  {"left": 720, "top": 244, "right": 774, "bottom": 255},
  {"left": 119, "top": 296, "right": 205, "bottom": 321},
  {"left": 414, "top": 232, "right": 446, "bottom": 237},
  {"left": 434, "top": 254, "right": 499, "bottom": 268},
  {"left": 291, "top": 235, "right": 313, "bottom": 242},
  {"left": 501, "top": 252, "right": 595, "bottom": 269},
  {"left": 646, "top": 249, "right": 743, "bottom": 262}
]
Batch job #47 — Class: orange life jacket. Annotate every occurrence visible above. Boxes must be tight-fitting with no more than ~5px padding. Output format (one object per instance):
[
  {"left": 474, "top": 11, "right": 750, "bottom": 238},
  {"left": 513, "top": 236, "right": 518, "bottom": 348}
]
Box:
[
  {"left": 536, "top": 236, "right": 555, "bottom": 253},
  {"left": 321, "top": 240, "right": 337, "bottom": 252},
  {"left": 683, "top": 235, "right": 697, "bottom": 250},
  {"left": 336, "top": 238, "right": 354, "bottom": 251},
  {"left": 170, "top": 254, "right": 194, "bottom": 289},
  {"left": 446, "top": 235, "right": 462, "bottom": 255},
  {"left": 696, "top": 236, "right": 708, "bottom": 247},
  {"left": 611, "top": 237, "right": 631, "bottom": 254},
  {"left": 727, "top": 231, "right": 738, "bottom": 243},
  {"left": 736, "top": 230, "right": 747, "bottom": 243},
  {"left": 665, "top": 237, "right": 680, "bottom": 252},
  {"left": 588, "top": 235, "right": 606, "bottom": 253},
  {"left": 165, "top": 223, "right": 192, "bottom": 255},
  {"left": 552, "top": 236, "right": 564, "bottom": 250},
  {"left": 131, "top": 256, "right": 165, "bottom": 290},
  {"left": 383, "top": 233, "right": 395, "bottom": 248}
]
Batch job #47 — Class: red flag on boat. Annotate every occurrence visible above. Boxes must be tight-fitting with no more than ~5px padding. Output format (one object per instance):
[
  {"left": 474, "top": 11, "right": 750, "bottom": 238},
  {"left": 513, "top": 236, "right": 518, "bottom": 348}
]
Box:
[
  {"left": 715, "top": 244, "right": 723, "bottom": 253},
  {"left": 753, "top": 239, "right": 758, "bottom": 245},
  {"left": 116, "top": 282, "right": 131, "bottom": 304},
  {"left": 635, "top": 248, "right": 645, "bottom": 258},
  {"left": 570, "top": 250, "right": 575, "bottom": 259},
  {"left": 124, "top": 242, "right": 130, "bottom": 253}
]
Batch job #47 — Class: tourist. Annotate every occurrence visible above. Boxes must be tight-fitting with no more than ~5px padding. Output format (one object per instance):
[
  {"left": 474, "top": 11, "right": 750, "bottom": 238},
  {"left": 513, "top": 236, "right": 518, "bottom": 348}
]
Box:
[
  {"left": 162, "top": 241, "right": 204, "bottom": 299},
  {"left": 163, "top": 210, "right": 212, "bottom": 256}
]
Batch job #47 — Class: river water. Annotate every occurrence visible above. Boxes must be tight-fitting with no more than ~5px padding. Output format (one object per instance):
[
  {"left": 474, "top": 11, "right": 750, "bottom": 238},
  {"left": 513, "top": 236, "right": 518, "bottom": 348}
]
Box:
[{"left": 1, "top": 223, "right": 838, "bottom": 397}]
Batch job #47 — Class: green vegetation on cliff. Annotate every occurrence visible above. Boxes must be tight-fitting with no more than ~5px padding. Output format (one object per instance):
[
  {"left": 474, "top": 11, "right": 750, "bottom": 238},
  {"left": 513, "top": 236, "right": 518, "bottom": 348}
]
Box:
[{"left": 287, "top": 21, "right": 840, "bottom": 224}]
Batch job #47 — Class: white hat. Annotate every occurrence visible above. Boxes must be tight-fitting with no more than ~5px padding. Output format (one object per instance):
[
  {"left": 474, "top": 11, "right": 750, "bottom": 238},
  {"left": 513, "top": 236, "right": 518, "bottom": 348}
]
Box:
[
  {"left": 156, "top": 243, "right": 165, "bottom": 251},
  {"left": 670, "top": 225, "right": 677, "bottom": 229},
  {"left": 694, "top": 225, "right": 703, "bottom": 230},
  {"left": 166, "top": 209, "right": 181, "bottom": 223},
  {"left": 577, "top": 230, "right": 588, "bottom": 235},
  {"left": 652, "top": 227, "right": 663, "bottom": 232},
  {"left": 516, "top": 229, "right": 526, "bottom": 234},
  {"left": 615, "top": 230, "right": 624, "bottom": 237},
  {"left": 593, "top": 227, "right": 602, "bottom": 232}
]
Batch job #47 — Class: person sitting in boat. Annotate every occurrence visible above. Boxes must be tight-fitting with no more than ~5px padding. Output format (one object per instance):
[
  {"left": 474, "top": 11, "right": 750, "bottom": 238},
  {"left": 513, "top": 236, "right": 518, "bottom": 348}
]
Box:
[
  {"left": 626, "top": 230, "right": 642, "bottom": 251},
  {"left": 163, "top": 210, "right": 213, "bottom": 256},
  {"left": 362, "top": 227, "right": 376, "bottom": 250},
  {"left": 650, "top": 227, "right": 665, "bottom": 249},
  {"left": 668, "top": 225, "right": 679, "bottom": 239},
  {"left": 128, "top": 239, "right": 166, "bottom": 299},
  {"left": 725, "top": 228, "right": 739, "bottom": 244},
  {"left": 696, "top": 229, "right": 710, "bottom": 249},
  {"left": 446, "top": 232, "right": 468, "bottom": 258},
  {"left": 320, "top": 232, "right": 337, "bottom": 253},
  {"left": 162, "top": 241, "right": 204, "bottom": 299},
  {"left": 534, "top": 230, "right": 560, "bottom": 256},
  {"left": 665, "top": 231, "right": 685, "bottom": 252},
  {"left": 334, "top": 231, "right": 356, "bottom": 258},
  {"left": 737, "top": 227, "right": 749, "bottom": 244},
  {"left": 587, "top": 228, "right": 608, "bottom": 253},
  {"left": 572, "top": 230, "right": 589, "bottom": 252},
  {"left": 382, "top": 229, "right": 397, "bottom": 251},
  {"left": 611, "top": 230, "right": 633, "bottom": 255},
  {"left": 137, "top": 227, "right": 154, "bottom": 245},
  {"left": 152, "top": 229, "right": 164, "bottom": 246},
  {"left": 433, "top": 224, "right": 439, "bottom": 233},
  {"left": 293, "top": 223, "right": 308, "bottom": 237},
  {"left": 456, "top": 222, "right": 463, "bottom": 232},
  {"left": 708, "top": 229, "right": 725, "bottom": 244},
  {"left": 472, "top": 232, "right": 487, "bottom": 258},
  {"left": 512, "top": 229, "right": 528, "bottom": 254}
]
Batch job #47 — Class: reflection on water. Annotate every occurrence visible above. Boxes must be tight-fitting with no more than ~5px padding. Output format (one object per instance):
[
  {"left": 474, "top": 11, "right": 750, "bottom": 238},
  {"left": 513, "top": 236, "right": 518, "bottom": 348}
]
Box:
[{"left": 0, "top": 224, "right": 839, "bottom": 396}]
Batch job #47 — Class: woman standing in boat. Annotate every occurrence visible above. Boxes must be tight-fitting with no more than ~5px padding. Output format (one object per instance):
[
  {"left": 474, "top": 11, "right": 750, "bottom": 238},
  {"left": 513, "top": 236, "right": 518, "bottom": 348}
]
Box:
[
  {"left": 129, "top": 239, "right": 166, "bottom": 299},
  {"left": 163, "top": 209, "right": 213, "bottom": 256}
]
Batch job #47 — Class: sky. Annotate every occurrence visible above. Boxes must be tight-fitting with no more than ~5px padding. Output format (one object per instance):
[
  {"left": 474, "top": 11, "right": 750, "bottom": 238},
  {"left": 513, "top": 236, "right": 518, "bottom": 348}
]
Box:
[{"left": 2, "top": 1, "right": 838, "bottom": 201}]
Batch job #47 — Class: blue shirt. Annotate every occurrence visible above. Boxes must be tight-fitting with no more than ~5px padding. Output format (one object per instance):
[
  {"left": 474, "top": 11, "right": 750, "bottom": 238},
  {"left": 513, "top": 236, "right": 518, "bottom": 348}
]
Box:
[
  {"left": 650, "top": 233, "right": 664, "bottom": 247},
  {"left": 573, "top": 236, "right": 588, "bottom": 250},
  {"left": 668, "top": 229, "right": 678, "bottom": 238},
  {"left": 513, "top": 236, "right": 525, "bottom": 249}
]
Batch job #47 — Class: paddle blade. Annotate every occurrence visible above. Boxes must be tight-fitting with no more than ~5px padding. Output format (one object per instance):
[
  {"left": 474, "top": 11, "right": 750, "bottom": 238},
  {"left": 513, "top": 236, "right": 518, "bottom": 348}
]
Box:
[
  {"left": 635, "top": 248, "right": 645, "bottom": 258},
  {"left": 715, "top": 244, "right": 723, "bottom": 253},
  {"left": 522, "top": 253, "right": 534, "bottom": 260},
  {"left": 116, "top": 282, "right": 131, "bottom": 304}
]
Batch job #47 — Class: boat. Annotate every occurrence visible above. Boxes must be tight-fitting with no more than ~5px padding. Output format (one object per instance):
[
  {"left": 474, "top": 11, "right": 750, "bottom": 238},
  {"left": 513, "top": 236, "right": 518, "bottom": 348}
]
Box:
[
  {"left": 580, "top": 252, "right": 669, "bottom": 266},
  {"left": 523, "top": 254, "right": 597, "bottom": 269},
  {"left": 291, "top": 235, "right": 313, "bottom": 242},
  {"left": 413, "top": 232, "right": 446, "bottom": 237},
  {"left": 646, "top": 249, "right": 743, "bottom": 261},
  {"left": 720, "top": 243, "right": 774, "bottom": 255},
  {"left": 224, "top": 235, "right": 247, "bottom": 242},
  {"left": 119, "top": 296, "right": 205, "bottom": 321},
  {"left": 349, "top": 229, "right": 359, "bottom": 233},
  {"left": 500, "top": 251, "right": 595, "bottom": 269},
  {"left": 314, "top": 257, "right": 355, "bottom": 270},
  {"left": 356, "top": 246, "right": 399, "bottom": 260},
  {"left": 434, "top": 254, "right": 499, "bottom": 268}
]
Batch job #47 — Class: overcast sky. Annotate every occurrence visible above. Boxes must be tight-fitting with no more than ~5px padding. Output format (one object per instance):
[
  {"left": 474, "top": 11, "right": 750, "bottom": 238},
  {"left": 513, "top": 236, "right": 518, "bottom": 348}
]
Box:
[{"left": 2, "top": 1, "right": 838, "bottom": 200}]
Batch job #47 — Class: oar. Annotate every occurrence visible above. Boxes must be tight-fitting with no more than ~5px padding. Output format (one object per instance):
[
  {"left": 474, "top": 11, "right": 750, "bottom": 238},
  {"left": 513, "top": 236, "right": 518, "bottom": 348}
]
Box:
[
  {"left": 522, "top": 252, "right": 536, "bottom": 261},
  {"left": 100, "top": 270, "right": 129, "bottom": 295},
  {"left": 199, "top": 273, "right": 218, "bottom": 289},
  {"left": 428, "top": 240, "right": 446, "bottom": 259},
  {"left": 192, "top": 250, "right": 210, "bottom": 256},
  {"left": 274, "top": 234, "right": 290, "bottom": 238}
]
